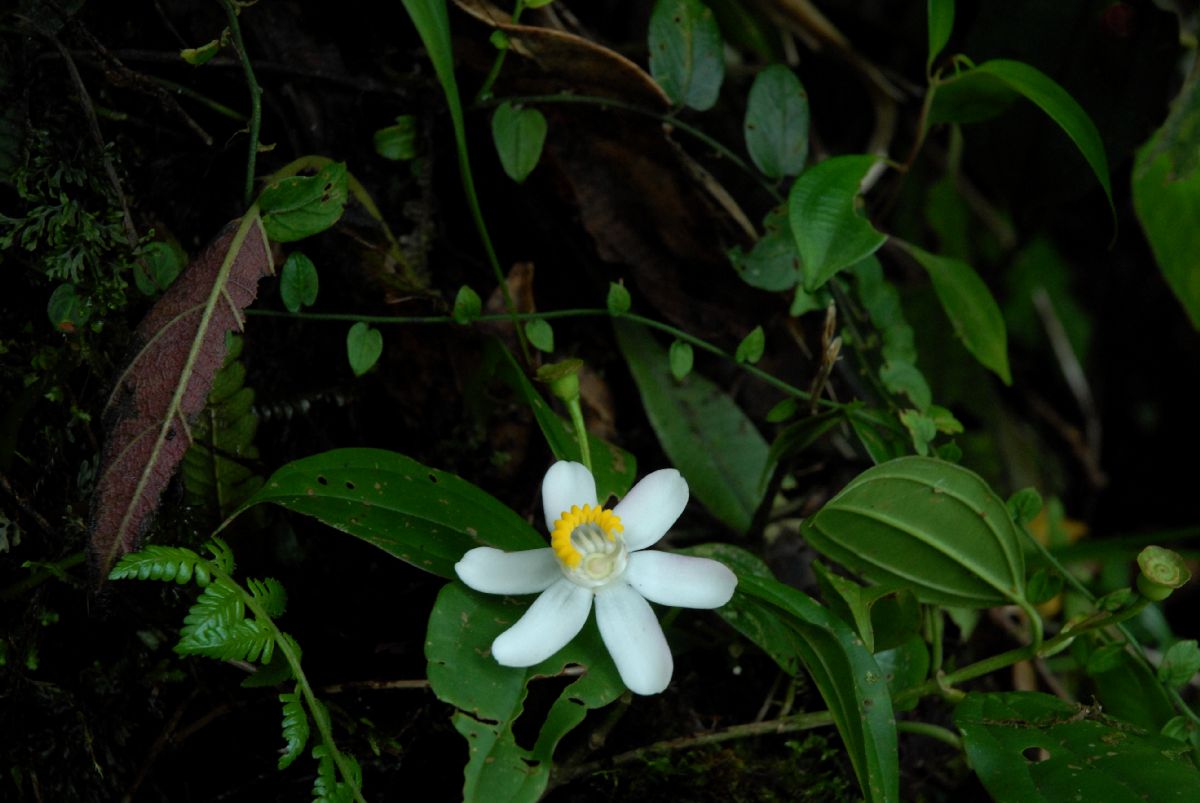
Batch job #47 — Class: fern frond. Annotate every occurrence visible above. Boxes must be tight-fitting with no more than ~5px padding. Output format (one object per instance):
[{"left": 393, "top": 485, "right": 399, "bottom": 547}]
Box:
[
  {"left": 204, "top": 536, "right": 236, "bottom": 575},
  {"left": 248, "top": 577, "right": 288, "bottom": 618},
  {"left": 108, "top": 544, "right": 211, "bottom": 586},
  {"left": 176, "top": 579, "right": 276, "bottom": 663},
  {"left": 311, "top": 745, "right": 360, "bottom": 803},
  {"left": 278, "top": 686, "right": 310, "bottom": 770}
]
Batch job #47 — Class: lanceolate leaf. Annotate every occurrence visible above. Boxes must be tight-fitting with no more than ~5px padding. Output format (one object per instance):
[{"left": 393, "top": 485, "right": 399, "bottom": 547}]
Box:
[
  {"left": 91, "top": 215, "right": 274, "bottom": 579},
  {"left": 926, "top": 0, "right": 955, "bottom": 73},
  {"left": 231, "top": 448, "right": 544, "bottom": 579}
]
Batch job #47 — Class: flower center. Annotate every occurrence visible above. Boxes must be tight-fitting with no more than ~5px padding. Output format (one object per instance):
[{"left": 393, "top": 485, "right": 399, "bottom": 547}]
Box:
[{"left": 551, "top": 504, "right": 627, "bottom": 588}]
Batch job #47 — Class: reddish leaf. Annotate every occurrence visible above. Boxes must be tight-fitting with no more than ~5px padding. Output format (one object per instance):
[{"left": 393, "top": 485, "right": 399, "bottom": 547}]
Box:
[{"left": 90, "top": 215, "right": 274, "bottom": 579}]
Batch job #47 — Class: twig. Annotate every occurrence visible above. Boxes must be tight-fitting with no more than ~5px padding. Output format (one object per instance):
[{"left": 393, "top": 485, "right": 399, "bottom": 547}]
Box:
[{"left": 221, "top": 0, "right": 262, "bottom": 208}]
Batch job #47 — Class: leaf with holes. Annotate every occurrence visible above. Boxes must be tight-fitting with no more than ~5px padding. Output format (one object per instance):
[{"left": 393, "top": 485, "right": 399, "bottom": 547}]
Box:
[
  {"left": 230, "top": 448, "right": 544, "bottom": 578},
  {"left": 90, "top": 216, "right": 273, "bottom": 579},
  {"left": 258, "top": 161, "right": 348, "bottom": 243}
]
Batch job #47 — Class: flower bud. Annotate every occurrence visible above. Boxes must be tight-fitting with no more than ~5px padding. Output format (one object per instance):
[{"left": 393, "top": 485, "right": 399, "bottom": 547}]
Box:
[{"left": 1136, "top": 546, "right": 1191, "bottom": 601}]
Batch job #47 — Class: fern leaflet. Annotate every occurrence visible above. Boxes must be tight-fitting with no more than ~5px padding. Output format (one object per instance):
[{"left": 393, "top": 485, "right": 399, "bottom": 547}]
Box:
[
  {"left": 176, "top": 579, "right": 275, "bottom": 663},
  {"left": 312, "top": 744, "right": 361, "bottom": 803},
  {"left": 248, "top": 576, "right": 288, "bottom": 617},
  {"left": 278, "top": 686, "right": 310, "bottom": 770},
  {"left": 108, "top": 544, "right": 211, "bottom": 585},
  {"left": 205, "top": 536, "right": 236, "bottom": 574}
]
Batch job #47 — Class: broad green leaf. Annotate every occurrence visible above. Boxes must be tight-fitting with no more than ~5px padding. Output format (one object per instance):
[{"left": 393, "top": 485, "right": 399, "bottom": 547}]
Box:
[
  {"left": 1144, "top": 72, "right": 1200, "bottom": 182},
  {"left": 926, "top": 0, "right": 954, "bottom": 73},
  {"left": 802, "top": 456, "right": 1026, "bottom": 608},
  {"left": 232, "top": 448, "right": 544, "bottom": 578},
  {"left": 427, "top": 583, "right": 623, "bottom": 803},
  {"left": 491, "top": 102, "right": 547, "bottom": 184},
  {"left": 606, "top": 282, "right": 631, "bottom": 314},
  {"left": 744, "top": 65, "right": 809, "bottom": 179},
  {"left": 648, "top": 0, "right": 724, "bottom": 111},
  {"left": 452, "top": 285, "right": 482, "bottom": 324},
  {"left": 729, "top": 206, "right": 802, "bottom": 291},
  {"left": 901, "top": 242, "right": 1011, "bottom": 384},
  {"left": 788, "top": 155, "right": 887, "bottom": 291},
  {"left": 345, "top": 322, "right": 382, "bottom": 377},
  {"left": 668, "top": 339, "right": 694, "bottom": 380},
  {"left": 373, "top": 115, "right": 417, "bottom": 161},
  {"left": 1082, "top": 641, "right": 1177, "bottom": 731},
  {"left": 134, "top": 241, "right": 184, "bottom": 296},
  {"left": 489, "top": 341, "right": 636, "bottom": 503},
  {"left": 279, "top": 252, "right": 319, "bottom": 313},
  {"left": 735, "top": 325, "right": 765, "bottom": 364},
  {"left": 615, "top": 321, "right": 767, "bottom": 533},
  {"left": 955, "top": 692, "right": 1200, "bottom": 803},
  {"left": 525, "top": 319, "right": 554, "bottom": 352},
  {"left": 929, "top": 60, "right": 1113, "bottom": 216},
  {"left": 1158, "top": 640, "right": 1200, "bottom": 690},
  {"left": 258, "top": 161, "right": 349, "bottom": 243},
  {"left": 874, "top": 634, "right": 929, "bottom": 708},
  {"left": 1133, "top": 135, "right": 1200, "bottom": 330}
]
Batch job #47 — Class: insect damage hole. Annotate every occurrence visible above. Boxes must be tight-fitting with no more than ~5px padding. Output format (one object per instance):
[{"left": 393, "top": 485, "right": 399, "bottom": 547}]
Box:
[{"left": 1022, "top": 746, "right": 1051, "bottom": 763}]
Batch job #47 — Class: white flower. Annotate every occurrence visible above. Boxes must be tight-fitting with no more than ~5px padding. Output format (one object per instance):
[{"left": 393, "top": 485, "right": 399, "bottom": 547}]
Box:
[{"left": 455, "top": 461, "right": 737, "bottom": 695}]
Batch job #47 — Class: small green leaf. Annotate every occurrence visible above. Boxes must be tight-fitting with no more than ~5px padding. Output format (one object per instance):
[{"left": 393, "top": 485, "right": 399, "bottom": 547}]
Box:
[
  {"left": 898, "top": 409, "right": 936, "bottom": 456},
  {"left": 1134, "top": 135, "right": 1200, "bottom": 330},
  {"left": 648, "top": 0, "right": 725, "bottom": 111},
  {"left": 929, "top": 59, "right": 1113, "bottom": 218},
  {"left": 789, "top": 155, "right": 887, "bottom": 291},
  {"left": 1024, "top": 568, "right": 1063, "bottom": 606},
  {"left": 373, "top": 115, "right": 417, "bottom": 161},
  {"left": 735, "top": 325, "right": 765, "bottom": 364},
  {"left": 802, "top": 456, "right": 1026, "bottom": 608},
  {"left": 606, "top": 281, "right": 631, "bottom": 314},
  {"left": 180, "top": 35, "right": 225, "bottom": 66},
  {"left": 452, "top": 285, "right": 482, "bottom": 324},
  {"left": 47, "top": 283, "right": 89, "bottom": 332},
  {"left": 926, "top": 0, "right": 954, "bottom": 73},
  {"left": 1006, "top": 487, "right": 1043, "bottom": 526},
  {"left": 790, "top": 284, "right": 824, "bottom": 317},
  {"left": 744, "top": 65, "right": 809, "bottom": 179},
  {"left": 766, "top": 398, "right": 798, "bottom": 423},
  {"left": 616, "top": 321, "right": 767, "bottom": 533},
  {"left": 1159, "top": 640, "right": 1200, "bottom": 689},
  {"left": 259, "top": 162, "right": 349, "bottom": 243},
  {"left": 880, "top": 361, "right": 931, "bottom": 411},
  {"left": 928, "top": 404, "right": 963, "bottom": 435},
  {"left": 134, "top": 241, "right": 184, "bottom": 296},
  {"left": 279, "top": 252, "right": 319, "bottom": 313},
  {"left": 278, "top": 687, "right": 310, "bottom": 770},
  {"left": 729, "top": 206, "right": 802, "bottom": 291},
  {"left": 524, "top": 319, "right": 554, "bottom": 352},
  {"left": 346, "top": 322, "right": 383, "bottom": 377},
  {"left": 901, "top": 242, "right": 1011, "bottom": 384},
  {"left": 491, "top": 102, "right": 547, "bottom": 184},
  {"left": 668, "top": 339, "right": 694, "bottom": 380}
]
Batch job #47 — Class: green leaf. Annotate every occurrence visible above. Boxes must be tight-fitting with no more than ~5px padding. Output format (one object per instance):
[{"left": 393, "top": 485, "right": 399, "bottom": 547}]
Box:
[
  {"left": 744, "top": 65, "right": 809, "bottom": 179},
  {"left": 134, "top": 241, "right": 184, "bottom": 296},
  {"left": 258, "top": 161, "right": 349, "bottom": 243},
  {"left": 491, "top": 102, "right": 547, "bottom": 184},
  {"left": 1158, "top": 640, "right": 1200, "bottom": 689},
  {"left": 766, "top": 398, "right": 798, "bottom": 423},
  {"left": 880, "top": 360, "right": 931, "bottom": 411},
  {"left": 1006, "top": 487, "right": 1043, "bottom": 526},
  {"left": 278, "top": 687, "right": 310, "bottom": 770},
  {"left": 108, "top": 544, "right": 210, "bottom": 585},
  {"left": 847, "top": 406, "right": 911, "bottom": 465},
  {"left": 47, "top": 283, "right": 89, "bottom": 332},
  {"left": 1084, "top": 642, "right": 1177, "bottom": 731},
  {"left": 955, "top": 691, "right": 1200, "bottom": 803},
  {"left": 524, "top": 319, "right": 554, "bottom": 353},
  {"left": 345, "top": 322, "right": 383, "bottom": 377},
  {"left": 668, "top": 339, "right": 694, "bottom": 380},
  {"left": 1024, "top": 568, "right": 1063, "bottom": 606},
  {"left": 180, "top": 36, "right": 224, "bottom": 66},
  {"left": 373, "top": 115, "right": 417, "bottom": 161},
  {"left": 788, "top": 155, "right": 887, "bottom": 291},
  {"left": 606, "top": 281, "right": 632, "bottom": 314},
  {"left": 615, "top": 321, "right": 767, "bottom": 533},
  {"left": 426, "top": 583, "right": 624, "bottom": 803},
  {"left": 1133, "top": 135, "right": 1200, "bottom": 330},
  {"left": 734, "top": 325, "right": 765, "bottom": 364},
  {"left": 233, "top": 448, "right": 545, "bottom": 578},
  {"left": 929, "top": 60, "right": 1113, "bottom": 217},
  {"left": 648, "top": 0, "right": 725, "bottom": 111},
  {"left": 898, "top": 409, "right": 937, "bottom": 456},
  {"left": 176, "top": 580, "right": 276, "bottom": 663},
  {"left": 874, "top": 634, "right": 930, "bottom": 707},
  {"left": 489, "top": 341, "right": 637, "bottom": 503},
  {"left": 763, "top": 408, "right": 843, "bottom": 484},
  {"left": 728, "top": 206, "right": 802, "bottom": 291},
  {"left": 900, "top": 242, "right": 1011, "bottom": 384},
  {"left": 279, "top": 252, "right": 319, "bottom": 313},
  {"left": 801, "top": 456, "right": 1026, "bottom": 608},
  {"left": 926, "top": 0, "right": 954, "bottom": 73},
  {"left": 452, "top": 285, "right": 482, "bottom": 324},
  {"left": 247, "top": 577, "right": 287, "bottom": 618}
]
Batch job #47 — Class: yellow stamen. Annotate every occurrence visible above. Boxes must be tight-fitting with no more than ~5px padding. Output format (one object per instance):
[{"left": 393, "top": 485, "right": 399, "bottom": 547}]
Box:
[{"left": 550, "top": 504, "right": 624, "bottom": 568}]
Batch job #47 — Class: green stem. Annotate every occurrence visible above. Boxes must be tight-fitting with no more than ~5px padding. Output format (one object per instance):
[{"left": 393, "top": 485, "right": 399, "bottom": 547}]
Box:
[
  {"left": 489, "top": 93, "right": 783, "bottom": 204},
  {"left": 565, "top": 398, "right": 592, "bottom": 473},
  {"left": 222, "top": 0, "right": 262, "bottom": 208},
  {"left": 896, "top": 720, "right": 963, "bottom": 750},
  {"left": 474, "top": 0, "right": 525, "bottom": 103}
]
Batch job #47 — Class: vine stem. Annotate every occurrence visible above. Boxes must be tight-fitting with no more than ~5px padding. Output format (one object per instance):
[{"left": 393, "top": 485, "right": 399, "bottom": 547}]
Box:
[
  {"left": 246, "top": 307, "right": 853, "bottom": 409},
  {"left": 222, "top": 0, "right": 262, "bottom": 208}
]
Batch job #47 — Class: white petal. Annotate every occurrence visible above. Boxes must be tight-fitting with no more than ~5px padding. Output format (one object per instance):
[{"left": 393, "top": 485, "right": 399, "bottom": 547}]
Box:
[
  {"left": 626, "top": 551, "right": 737, "bottom": 609},
  {"left": 594, "top": 582, "right": 673, "bottom": 695},
  {"left": 542, "top": 461, "right": 598, "bottom": 531},
  {"left": 613, "top": 468, "right": 689, "bottom": 551},
  {"left": 455, "top": 547, "right": 561, "bottom": 595},
  {"left": 491, "top": 578, "right": 592, "bottom": 667}
]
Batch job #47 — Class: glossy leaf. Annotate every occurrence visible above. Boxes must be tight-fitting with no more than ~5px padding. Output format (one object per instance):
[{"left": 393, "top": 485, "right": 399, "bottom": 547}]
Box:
[
  {"left": 801, "top": 456, "right": 1026, "bottom": 608},
  {"left": 232, "top": 448, "right": 545, "bottom": 578},
  {"left": 744, "top": 65, "right": 809, "bottom": 179},
  {"left": 648, "top": 0, "right": 724, "bottom": 111},
  {"left": 1133, "top": 135, "right": 1200, "bottom": 330},
  {"left": 345, "top": 322, "right": 383, "bottom": 377},
  {"left": 955, "top": 692, "right": 1200, "bottom": 802},
  {"left": 929, "top": 60, "right": 1113, "bottom": 216},
  {"left": 491, "top": 102, "right": 547, "bottom": 184},
  {"left": 426, "top": 583, "right": 623, "bottom": 802},
  {"left": 258, "top": 161, "right": 349, "bottom": 243},
  {"left": 279, "top": 252, "right": 318, "bottom": 313},
  {"left": 926, "top": 0, "right": 954, "bottom": 73},
  {"left": 901, "top": 242, "right": 1011, "bottom": 385},
  {"left": 788, "top": 155, "right": 887, "bottom": 291},
  {"left": 615, "top": 321, "right": 768, "bottom": 533}
]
